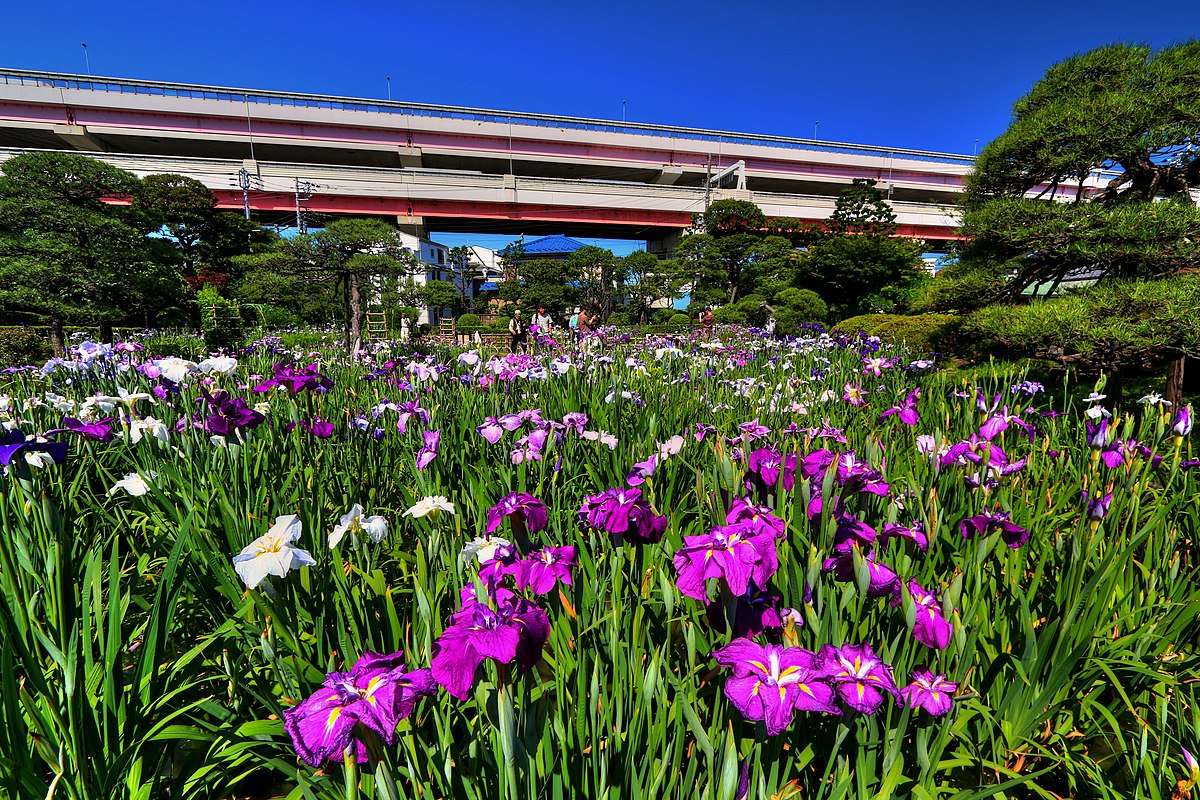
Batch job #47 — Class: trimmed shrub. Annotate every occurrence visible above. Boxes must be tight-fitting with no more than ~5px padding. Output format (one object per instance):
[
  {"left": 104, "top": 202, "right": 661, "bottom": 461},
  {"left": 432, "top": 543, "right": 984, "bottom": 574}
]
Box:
[
  {"left": 653, "top": 308, "right": 678, "bottom": 324},
  {"left": 197, "top": 285, "right": 248, "bottom": 352},
  {"left": 606, "top": 311, "right": 633, "bottom": 327},
  {"left": 0, "top": 327, "right": 52, "bottom": 367},
  {"left": 668, "top": 312, "right": 691, "bottom": 330},
  {"left": 870, "top": 314, "right": 954, "bottom": 353},
  {"left": 832, "top": 313, "right": 900, "bottom": 335},
  {"left": 457, "top": 314, "right": 482, "bottom": 328},
  {"left": 773, "top": 288, "right": 827, "bottom": 325},
  {"left": 713, "top": 306, "right": 747, "bottom": 325}
]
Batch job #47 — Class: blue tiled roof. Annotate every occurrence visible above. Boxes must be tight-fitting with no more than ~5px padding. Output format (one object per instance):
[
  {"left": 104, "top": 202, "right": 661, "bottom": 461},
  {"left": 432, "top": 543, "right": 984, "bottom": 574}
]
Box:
[
  {"left": 519, "top": 234, "right": 587, "bottom": 256},
  {"left": 480, "top": 281, "right": 499, "bottom": 291}
]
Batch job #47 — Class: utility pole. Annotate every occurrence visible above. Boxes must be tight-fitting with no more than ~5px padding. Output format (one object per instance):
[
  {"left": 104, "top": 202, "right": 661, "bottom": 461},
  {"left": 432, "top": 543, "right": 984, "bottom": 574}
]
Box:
[
  {"left": 294, "top": 177, "right": 313, "bottom": 233},
  {"left": 237, "top": 168, "right": 252, "bottom": 220}
]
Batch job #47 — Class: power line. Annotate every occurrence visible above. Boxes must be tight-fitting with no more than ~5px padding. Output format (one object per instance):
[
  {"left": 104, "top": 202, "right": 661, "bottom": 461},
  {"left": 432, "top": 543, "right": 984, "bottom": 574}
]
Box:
[{"left": 294, "top": 177, "right": 314, "bottom": 233}]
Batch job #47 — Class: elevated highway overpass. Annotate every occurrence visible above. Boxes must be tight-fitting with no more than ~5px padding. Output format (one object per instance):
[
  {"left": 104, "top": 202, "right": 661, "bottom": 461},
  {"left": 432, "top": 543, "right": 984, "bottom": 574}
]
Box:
[{"left": 0, "top": 68, "right": 1092, "bottom": 247}]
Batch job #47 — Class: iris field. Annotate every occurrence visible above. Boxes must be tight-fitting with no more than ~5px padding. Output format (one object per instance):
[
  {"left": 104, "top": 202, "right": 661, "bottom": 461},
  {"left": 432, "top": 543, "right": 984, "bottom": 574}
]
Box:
[{"left": 0, "top": 327, "right": 1197, "bottom": 800}]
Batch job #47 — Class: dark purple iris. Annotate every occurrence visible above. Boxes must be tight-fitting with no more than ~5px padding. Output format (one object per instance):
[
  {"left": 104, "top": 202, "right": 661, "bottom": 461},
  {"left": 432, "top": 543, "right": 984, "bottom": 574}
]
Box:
[
  {"left": 301, "top": 417, "right": 335, "bottom": 439},
  {"left": 486, "top": 492, "right": 548, "bottom": 537},
  {"left": 197, "top": 389, "right": 265, "bottom": 438},
  {"left": 578, "top": 486, "right": 667, "bottom": 545},
  {"left": 0, "top": 428, "right": 69, "bottom": 466},
  {"left": 960, "top": 507, "right": 1029, "bottom": 548},
  {"left": 254, "top": 361, "right": 334, "bottom": 394},
  {"left": 745, "top": 447, "right": 798, "bottom": 491},
  {"left": 47, "top": 416, "right": 116, "bottom": 443}
]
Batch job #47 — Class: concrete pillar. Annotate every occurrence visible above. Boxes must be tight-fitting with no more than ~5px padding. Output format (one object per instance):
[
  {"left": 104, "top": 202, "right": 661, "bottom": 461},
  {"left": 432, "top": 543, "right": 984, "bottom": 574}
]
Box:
[
  {"left": 646, "top": 229, "right": 685, "bottom": 256},
  {"left": 51, "top": 124, "right": 107, "bottom": 151},
  {"left": 397, "top": 146, "right": 423, "bottom": 168},
  {"left": 654, "top": 165, "right": 684, "bottom": 185},
  {"left": 395, "top": 214, "right": 426, "bottom": 237}
]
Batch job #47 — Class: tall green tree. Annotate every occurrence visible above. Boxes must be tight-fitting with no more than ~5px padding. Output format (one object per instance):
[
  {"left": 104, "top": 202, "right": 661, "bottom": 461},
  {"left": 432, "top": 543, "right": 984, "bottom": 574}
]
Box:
[
  {"left": 445, "top": 245, "right": 477, "bottom": 314},
  {"left": 569, "top": 245, "right": 627, "bottom": 317},
  {"left": 623, "top": 251, "right": 686, "bottom": 323},
  {"left": 957, "top": 41, "right": 1200, "bottom": 401},
  {"left": 796, "top": 179, "right": 925, "bottom": 319},
  {"left": 236, "top": 218, "right": 419, "bottom": 351},
  {"left": 0, "top": 152, "right": 184, "bottom": 351},
  {"left": 138, "top": 173, "right": 270, "bottom": 289},
  {"left": 498, "top": 257, "right": 583, "bottom": 314}
]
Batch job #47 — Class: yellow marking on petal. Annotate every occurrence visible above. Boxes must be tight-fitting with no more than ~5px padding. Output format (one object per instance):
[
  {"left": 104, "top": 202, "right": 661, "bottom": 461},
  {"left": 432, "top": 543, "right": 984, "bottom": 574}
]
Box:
[
  {"left": 778, "top": 666, "right": 800, "bottom": 678},
  {"left": 748, "top": 660, "right": 768, "bottom": 672},
  {"left": 933, "top": 692, "right": 941, "bottom": 701},
  {"left": 856, "top": 684, "right": 866, "bottom": 701},
  {"left": 751, "top": 681, "right": 762, "bottom": 697},
  {"left": 867, "top": 675, "right": 883, "bottom": 682},
  {"left": 326, "top": 707, "right": 343, "bottom": 733},
  {"left": 799, "top": 683, "right": 814, "bottom": 696}
]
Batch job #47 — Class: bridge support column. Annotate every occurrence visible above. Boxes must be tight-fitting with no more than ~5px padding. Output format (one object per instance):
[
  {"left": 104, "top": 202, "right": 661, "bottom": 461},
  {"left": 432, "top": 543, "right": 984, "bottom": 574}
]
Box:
[
  {"left": 654, "top": 165, "right": 684, "bottom": 185},
  {"left": 51, "top": 124, "right": 107, "bottom": 151},
  {"left": 397, "top": 146, "right": 423, "bottom": 168},
  {"left": 646, "top": 229, "right": 684, "bottom": 256},
  {"left": 396, "top": 214, "right": 426, "bottom": 237}
]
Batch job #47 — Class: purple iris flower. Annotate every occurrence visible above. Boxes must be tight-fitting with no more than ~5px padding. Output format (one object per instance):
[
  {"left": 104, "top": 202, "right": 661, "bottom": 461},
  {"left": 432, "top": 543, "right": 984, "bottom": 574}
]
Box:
[
  {"left": 705, "top": 585, "right": 785, "bottom": 639},
  {"left": 817, "top": 643, "right": 901, "bottom": 715},
  {"left": 512, "top": 546, "right": 576, "bottom": 594},
  {"left": 832, "top": 514, "right": 878, "bottom": 553},
  {"left": 561, "top": 412, "right": 588, "bottom": 434},
  {"left": 979, "top": 408, "right": 1036, "bottom": 442},
  {"left": 198, "top": 389, "right": 265, "bottom": 438},
  {"left": 254, "top": 362, "right": 333, "bottom": 394},
  {"left": 902, "top": 668, "right": 957, "bottom": 716},
  {"left": 800, "top": 449, "right": 835, "bottom": 481},
  {"left": 497, "top": 413, "right": 524, "bottom": 431},
  {"left": 695, "top": 423, "right": 718, "bottom": 442},
  {"left": 835, "top": 452, "right": 890, "bottom": 496},
  {"left": 0, "top": 429, "right": 68, "bottom": 466},
  {"left": 477, "top": 416, "right": 505, "bottom": 444},
  {"left": 879, "top": 388, "right": 920, "bottom": 426},
  {"left": 626, "top": 454, "right": 659, "bottom": 486},
  {"left": 430, "top": 592, "right": 551, "bottom": 700},
  {"left": 301, "top": 417, "right": 335, "bottom": 439},
  {"left": 395, "top": 401, "right": 429, "bottom": 435},
  {"left": 878, "top": 522, "right": 928, "bottom": 552},
  {"left": 821, "top": 547, "right": 900, "bottom": 598},
  {"left": 901, "top": 579, "right": 952, "bottom": 650},
  {"left": 1173, "top": 405, "right": 1193, "bottom": 437},
  {"left": 745, "top": 448, "right": 798, "bottom": 491},
  {"left": 416, "top": 429, "right": 440, "bottom": 471},
  {"left": 960, "top": 507, "right": 1029, "bottom": 548},
  {"left": 47, "top": 416, "right": 116, "bottom": 443},
  {"left": 578, "top": 487, "right": 667, "bottom": 545},
  {"left": 1083, "top": 491, "right": 1113, "bottom": 522},
  {"left": 283, "top": 650, "right": 435, "bottom": 767},
  {"left": 486, "top": 492, "right": 549, "bottom": 536},
  {"left": 1086, "top": 419, "right": 1112, "bottom": 449},
  {"left": 713, "top": 639, "right": 839, "bottom": 735},
  {"left": 725, "top": 497, "right": 786, "bottom": 539},
  {"left": 673, "top": 523, "right": 778, "bottom": 601},
  {"left": 737, "top": 418, "right": 771, "bottom": 441}
]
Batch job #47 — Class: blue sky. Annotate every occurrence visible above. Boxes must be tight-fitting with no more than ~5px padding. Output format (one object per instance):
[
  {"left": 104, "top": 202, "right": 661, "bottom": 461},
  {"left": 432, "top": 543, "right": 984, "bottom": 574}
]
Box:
[{"left": 4, "top": 0, "right": 1195, "bottom": 251}]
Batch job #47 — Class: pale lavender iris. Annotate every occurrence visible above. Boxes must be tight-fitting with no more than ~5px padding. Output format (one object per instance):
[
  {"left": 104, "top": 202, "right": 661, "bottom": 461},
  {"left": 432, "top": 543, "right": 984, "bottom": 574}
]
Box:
[
  {"left": 713, "top": 639, "right": 839, "bottom": 735},
  {"left": 283, "top": 650, "right": 435, "bottom": 767},
  {"left": 416, "top": 429, "right": 440, "bottom": 471},
  {"left": 476, "top": 416, "right": 505, "bottom": 444}
]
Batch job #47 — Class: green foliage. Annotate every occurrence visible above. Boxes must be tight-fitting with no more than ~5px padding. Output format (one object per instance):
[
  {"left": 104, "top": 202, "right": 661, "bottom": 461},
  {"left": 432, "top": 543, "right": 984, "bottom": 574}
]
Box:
[
  {"left": 913, "top": 261, "right": 1008, "bottom": 314},
  {"left": 827, "top": 178, "right": 899, "bottom": 236},
  {"left": 257, "top": 304, "right": 301, "bottom": 329},
  {"left": 196, "top": 284, "right": 248, "bottom": 351},
  {"left": 500, "top": 258, "right": 582, "bottom": 312},
  {"left": 712, "top": 305, "right": 746, "bottom": 324},
  {"left": 0, "top": 327, "right": 51, "bottom": 367},
  {"left": 832, "top": 313, "right": 901, "bottom": 334},
  {"left": 570, "top": 245, "right": 627, "bottom": 317},
  {"left": 773, "top": 288, "right": 827, "bottom": 322},
  {"left": 962, "top": 41, "right": 1200, "bottom": 302},
  {"left": 796, "top": 234, "right": 926, "bottom": 318},
  {"left": 622, "top": 251, "right": 686, "bottom": 322},
  {"left": 870, "top": 313, "right": 954, "bottom": 353},
  {"left": 457, "top": 314, "right": 482, "bottom": 328},
  {"left": 668, "top": 312, "right": 691, "bottom": 330},
  {"left": 947, "top": 275, "right": 1200, "bottom": 376},
  {"left": 694, "top": 198, "right": 765, "bottom": 236},
  {"left": 421, "top": 280, "right": 458, "bottom": 311},
  {"left": 0, "top": 151, "right": 185, "bottom": 349}
]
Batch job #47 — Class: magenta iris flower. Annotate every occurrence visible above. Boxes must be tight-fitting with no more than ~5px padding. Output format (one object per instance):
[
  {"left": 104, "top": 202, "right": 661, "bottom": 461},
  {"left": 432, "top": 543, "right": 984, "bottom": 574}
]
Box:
[
  {"left": 960, "top": 507, "right": 1029, "bottom": 548},
  {"left": 254, "top": 361, "right": 333, "bottom": 394},
  {"left": 198, "top": 389, "right": 265, "bottom": 438},
  {"left": 578, "top": 486, "right": 668, "bottom": 545},
  {"left": 835, "top": 452, "right": 890, "bottom": 496},
  {"left": 705, "top": 585, "right": 785, "bottom": 639},
  {"left": 300, "top": 417, "right": 335, "bottom": 439},
  {"left": 713, "top": 639, "right": 839, "bottom": 735},
  {"left": 902, "top": 668, "right": 957, "bottom": 716},
  {"left": 416, "top": 429, "right": 440, "bottom": 471},
  {"left": 512, "top": 546, "right": 576, "bottom": 594},
  {"left": 1173, "top": 405, "right": 1193, "bottom": 436},
  {"left": 902, "top": 579, "right": 952, "bottom": 650},
  {"left": 817, "top": 643, "right": 901, "bottom": 715},
  {"left": 430, "top": 592, "right": 551, "bottom": 700},
  {"left": 879, "top": 522, "right": 929, "bottom": 552},
  {"left": 833, "top": 514, "right": 878, "bottom": 553},
  {"left": 745, "top": 448, "right": 798, "bottom": 491},
  {"left": 626, "top": 454, "right": 659, "bottom": 486},
  {"left": 725, "top": 497, "right": 786, "bottom": 539},
  {"left": 878, "top": 388, "right": 920, "bottom": 426},
  {"left": 486, "top": 492, "right": 549, "bottom": 536},
  {"left": 822, "top": 547, "right": 900, "bottom": 598},
  {"left": 395, "top": 401, "right": 430, "bottom": 435},
  {"left": 47, "top": 416, "right": 116, "bottom": 443},
  {"left": 673, "top": 523, "right": 778, "bottom": 601},
  {"left": 800, "top": 449, "right": 835, "bottom": 481},
  {"left": 477, "top": 416, "right": 505, "bottom": 444},
  {"left": 283, "top": 650, "right": 435, "bottom": 767}
]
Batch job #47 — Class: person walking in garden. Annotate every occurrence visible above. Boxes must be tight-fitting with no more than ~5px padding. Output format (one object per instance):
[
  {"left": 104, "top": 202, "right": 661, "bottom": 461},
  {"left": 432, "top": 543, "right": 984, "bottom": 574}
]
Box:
[
  {"left": 530, "top": 304, "right": 554, "bottom": 351},
  {"left": 701, "top": 307, "right": 715, "bottom": 331},
  {"left": 508, "top": 312, "right": 527, "bottom": 354},
  {"left": 569, "top": 307, "right": 581, "bottom": 344}
]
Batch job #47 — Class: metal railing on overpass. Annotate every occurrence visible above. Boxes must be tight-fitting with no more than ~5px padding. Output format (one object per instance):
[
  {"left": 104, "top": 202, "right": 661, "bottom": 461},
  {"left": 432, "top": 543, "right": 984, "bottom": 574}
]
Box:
[{"left": 0, "top": 68, "right": 977, "bottom": 167}]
